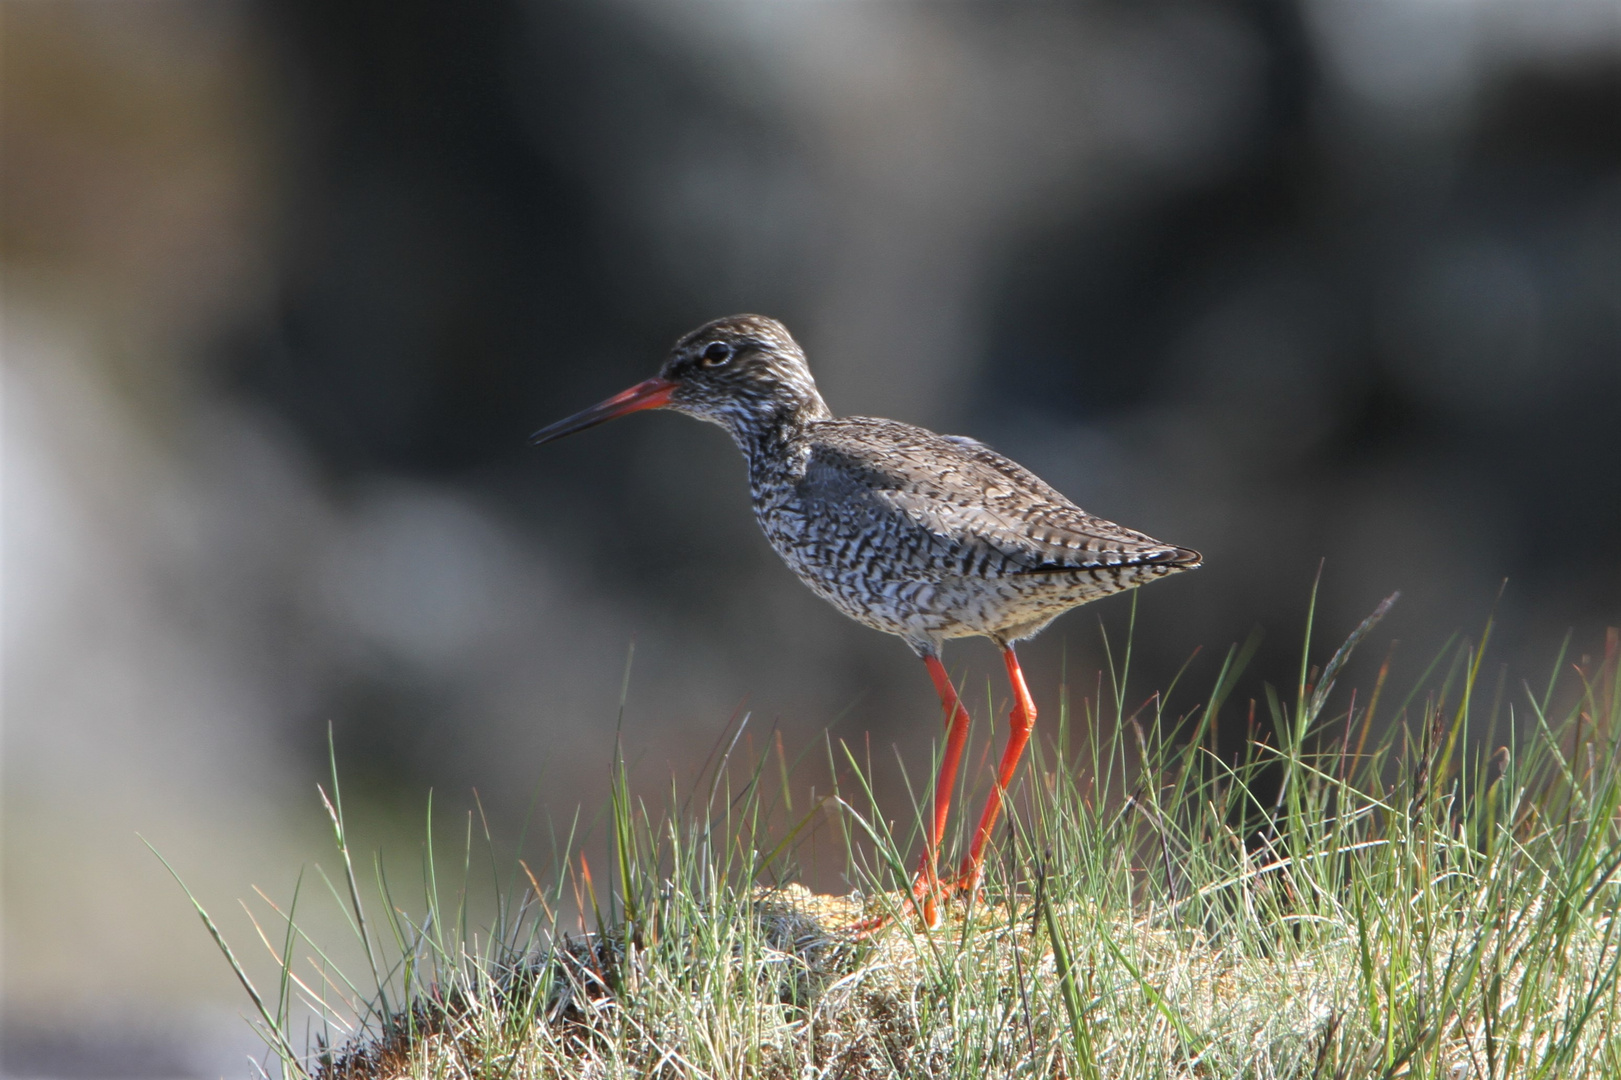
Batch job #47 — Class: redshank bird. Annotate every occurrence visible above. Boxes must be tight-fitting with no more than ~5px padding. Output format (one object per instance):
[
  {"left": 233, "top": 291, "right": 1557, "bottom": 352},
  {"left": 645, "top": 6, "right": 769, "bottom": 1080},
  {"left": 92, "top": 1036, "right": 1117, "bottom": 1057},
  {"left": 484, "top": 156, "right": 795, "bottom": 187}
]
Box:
[{"left": 531, "top": 315, "right": 1200, "bottom": 922}]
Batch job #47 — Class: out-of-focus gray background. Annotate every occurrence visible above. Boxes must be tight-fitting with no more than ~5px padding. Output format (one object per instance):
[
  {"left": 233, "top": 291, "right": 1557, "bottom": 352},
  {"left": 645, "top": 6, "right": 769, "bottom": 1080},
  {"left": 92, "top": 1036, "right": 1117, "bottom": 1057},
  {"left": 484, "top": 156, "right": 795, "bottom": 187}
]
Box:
[{"left": 4, "top": 1, "right": 1618, "bottom": 1075}]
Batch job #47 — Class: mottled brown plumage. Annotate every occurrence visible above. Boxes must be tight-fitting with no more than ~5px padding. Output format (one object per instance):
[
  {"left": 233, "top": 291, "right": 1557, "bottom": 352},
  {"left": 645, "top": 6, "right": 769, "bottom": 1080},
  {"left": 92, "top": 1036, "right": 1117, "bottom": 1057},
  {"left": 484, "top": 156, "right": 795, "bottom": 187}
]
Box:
[
  {"left": 753, "top": 414, "right": 1198, "bottom": 653},
  {"left": 532, "top": 314, "right": 1200, "bottom": 923}
]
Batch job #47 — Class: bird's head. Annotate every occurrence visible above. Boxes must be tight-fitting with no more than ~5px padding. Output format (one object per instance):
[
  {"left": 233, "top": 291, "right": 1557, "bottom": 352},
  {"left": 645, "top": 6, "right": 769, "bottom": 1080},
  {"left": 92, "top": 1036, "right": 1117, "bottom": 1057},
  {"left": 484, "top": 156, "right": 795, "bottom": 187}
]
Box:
[{"left": 531, "top": 314, "right": 829, "bottom": 447}]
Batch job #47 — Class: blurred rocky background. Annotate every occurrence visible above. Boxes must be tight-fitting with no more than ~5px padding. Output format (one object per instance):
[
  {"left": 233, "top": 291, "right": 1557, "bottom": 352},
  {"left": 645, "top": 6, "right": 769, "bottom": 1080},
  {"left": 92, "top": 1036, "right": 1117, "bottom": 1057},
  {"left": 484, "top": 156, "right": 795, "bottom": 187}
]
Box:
[{"left": 4, "top": 0, "right": 1618, "bottom": 1075}]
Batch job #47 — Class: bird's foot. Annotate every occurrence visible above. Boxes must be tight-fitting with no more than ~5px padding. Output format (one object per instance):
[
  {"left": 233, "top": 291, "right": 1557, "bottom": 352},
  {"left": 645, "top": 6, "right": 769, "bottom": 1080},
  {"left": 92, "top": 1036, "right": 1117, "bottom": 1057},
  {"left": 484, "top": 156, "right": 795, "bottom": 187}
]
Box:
[{"left": 849, "top": 865, "right": 982, "bottom": 937}]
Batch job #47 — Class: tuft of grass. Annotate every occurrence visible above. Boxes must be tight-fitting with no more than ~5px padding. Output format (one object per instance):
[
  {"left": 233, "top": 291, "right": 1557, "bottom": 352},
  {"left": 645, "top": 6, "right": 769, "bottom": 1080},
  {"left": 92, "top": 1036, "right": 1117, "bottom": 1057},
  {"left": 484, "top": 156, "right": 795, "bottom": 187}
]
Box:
[{"left": 165, "top": 595, "right": 1621, "bottom": 1078}]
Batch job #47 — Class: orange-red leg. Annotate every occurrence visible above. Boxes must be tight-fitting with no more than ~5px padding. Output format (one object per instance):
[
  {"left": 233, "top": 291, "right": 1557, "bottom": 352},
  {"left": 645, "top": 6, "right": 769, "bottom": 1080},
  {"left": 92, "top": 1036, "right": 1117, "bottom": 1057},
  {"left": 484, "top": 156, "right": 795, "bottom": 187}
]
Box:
[
  {"left": 850, "top": 653, "right": 972, "bottom": 935},
  {"left": 956, "top": 644, "right": 1038, "bottom": 896},
  {"left": 913, "top": 654, "right": 973, "bottom": 922},
  {"left": 855, "top": 647, "right": 1034, "bottom": 933}
]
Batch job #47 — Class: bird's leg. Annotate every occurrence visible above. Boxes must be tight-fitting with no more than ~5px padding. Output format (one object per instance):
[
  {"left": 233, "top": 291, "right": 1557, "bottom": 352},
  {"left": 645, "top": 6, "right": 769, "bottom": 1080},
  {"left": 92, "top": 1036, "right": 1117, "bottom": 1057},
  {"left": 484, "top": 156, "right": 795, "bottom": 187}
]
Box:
[
  {"left": 955, "top": 643, "right": 1037, "bottom": 898},
  {"left": 911, "top": 654, "right": 973, "bottom": 923},
  {"left": 849, "top": 653, "right": 971, "bottom": 936}
]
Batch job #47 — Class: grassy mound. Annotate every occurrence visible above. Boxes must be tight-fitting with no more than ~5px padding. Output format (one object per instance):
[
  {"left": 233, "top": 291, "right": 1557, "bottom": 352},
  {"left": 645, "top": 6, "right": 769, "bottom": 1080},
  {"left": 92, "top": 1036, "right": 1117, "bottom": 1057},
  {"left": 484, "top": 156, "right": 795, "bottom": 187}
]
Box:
[{"left": 165, "top": 595, "right": 1621, "bottom": 1078}]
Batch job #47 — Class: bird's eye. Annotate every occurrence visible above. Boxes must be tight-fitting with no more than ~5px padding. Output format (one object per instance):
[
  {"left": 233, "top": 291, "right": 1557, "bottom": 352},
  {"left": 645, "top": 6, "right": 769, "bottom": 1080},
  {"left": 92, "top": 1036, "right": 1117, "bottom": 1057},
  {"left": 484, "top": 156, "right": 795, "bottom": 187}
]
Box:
[{"left": 699, "top": 342, "right": 733, "bottom": 367}]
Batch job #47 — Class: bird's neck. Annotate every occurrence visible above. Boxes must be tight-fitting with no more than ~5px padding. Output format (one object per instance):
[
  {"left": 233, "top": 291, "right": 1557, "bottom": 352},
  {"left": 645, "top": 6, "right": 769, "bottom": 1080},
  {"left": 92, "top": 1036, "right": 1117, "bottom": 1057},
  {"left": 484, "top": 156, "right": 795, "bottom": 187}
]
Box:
[{"left": 728, "top": 394, "right": 831, "bottom": 472}]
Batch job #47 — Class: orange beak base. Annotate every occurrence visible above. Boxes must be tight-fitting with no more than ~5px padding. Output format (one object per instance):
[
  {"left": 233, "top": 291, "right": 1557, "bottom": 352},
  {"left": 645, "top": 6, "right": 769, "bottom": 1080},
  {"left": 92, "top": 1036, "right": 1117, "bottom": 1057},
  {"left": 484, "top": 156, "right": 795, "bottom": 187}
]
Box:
[{"left": 530, "top": 377, "right": 677, "bottom": 445}]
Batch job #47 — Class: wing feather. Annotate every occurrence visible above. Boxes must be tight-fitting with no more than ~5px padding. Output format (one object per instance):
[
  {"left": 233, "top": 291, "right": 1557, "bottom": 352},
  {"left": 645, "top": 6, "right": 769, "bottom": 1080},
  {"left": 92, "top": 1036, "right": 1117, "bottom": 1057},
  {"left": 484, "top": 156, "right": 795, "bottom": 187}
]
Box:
[{"left": 799, "top": 418, "right": 1198, "bottom": 573}]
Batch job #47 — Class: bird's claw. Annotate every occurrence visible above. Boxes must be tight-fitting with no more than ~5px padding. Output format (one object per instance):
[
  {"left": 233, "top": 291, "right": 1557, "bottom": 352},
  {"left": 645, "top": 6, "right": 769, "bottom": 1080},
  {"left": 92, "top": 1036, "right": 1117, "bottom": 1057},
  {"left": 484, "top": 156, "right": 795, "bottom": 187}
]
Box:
[{"left": 848, "top": 866, "right": 980, "bottom": 937}]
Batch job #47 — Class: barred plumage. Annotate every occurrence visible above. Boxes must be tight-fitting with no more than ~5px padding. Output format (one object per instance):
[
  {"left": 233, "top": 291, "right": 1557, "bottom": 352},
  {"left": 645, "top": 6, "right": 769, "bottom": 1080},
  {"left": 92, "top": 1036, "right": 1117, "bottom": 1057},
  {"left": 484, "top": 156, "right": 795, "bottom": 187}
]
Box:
[{"left": 748, "top": 413, "right": 1199, "bottom": 653}]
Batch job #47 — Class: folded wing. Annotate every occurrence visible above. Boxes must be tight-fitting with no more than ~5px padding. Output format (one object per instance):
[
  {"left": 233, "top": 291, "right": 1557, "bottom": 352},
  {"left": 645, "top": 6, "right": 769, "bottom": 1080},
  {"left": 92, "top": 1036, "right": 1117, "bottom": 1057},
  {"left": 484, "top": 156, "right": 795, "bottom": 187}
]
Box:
[{"left": 801, "top": 419, "right": 1200, "bottom": 575}]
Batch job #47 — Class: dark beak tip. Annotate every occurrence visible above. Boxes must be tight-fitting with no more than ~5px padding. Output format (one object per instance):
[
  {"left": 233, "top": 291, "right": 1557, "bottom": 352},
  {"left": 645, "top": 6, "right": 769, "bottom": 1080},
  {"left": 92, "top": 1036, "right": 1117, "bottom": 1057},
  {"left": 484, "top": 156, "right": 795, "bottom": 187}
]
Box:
[{"left": 528, "top": 376, "right": 678, "bottom": 448}]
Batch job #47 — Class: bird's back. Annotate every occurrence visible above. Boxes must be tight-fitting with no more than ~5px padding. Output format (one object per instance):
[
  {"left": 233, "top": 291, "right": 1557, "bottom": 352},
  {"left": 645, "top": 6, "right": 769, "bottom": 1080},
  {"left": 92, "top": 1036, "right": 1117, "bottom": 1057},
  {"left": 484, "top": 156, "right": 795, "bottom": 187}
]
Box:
[{"left": 751, "top": 416, "right": 1199, "bottom": 649}]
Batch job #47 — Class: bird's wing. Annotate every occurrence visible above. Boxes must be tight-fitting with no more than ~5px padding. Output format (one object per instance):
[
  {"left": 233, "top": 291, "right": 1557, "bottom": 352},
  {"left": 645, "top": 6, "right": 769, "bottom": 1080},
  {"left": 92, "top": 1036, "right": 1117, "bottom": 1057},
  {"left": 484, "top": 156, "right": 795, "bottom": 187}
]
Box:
[{"left": 802, "top": 418, "right": 1197, "bottom": 573}]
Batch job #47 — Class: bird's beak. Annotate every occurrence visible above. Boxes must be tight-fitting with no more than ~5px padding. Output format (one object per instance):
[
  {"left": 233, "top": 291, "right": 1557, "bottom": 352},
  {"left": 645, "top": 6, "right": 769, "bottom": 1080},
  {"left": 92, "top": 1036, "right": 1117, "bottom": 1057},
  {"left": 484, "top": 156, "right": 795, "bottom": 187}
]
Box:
[{"left": 530, "top": 377, "right": 678, "bottom": 445}]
